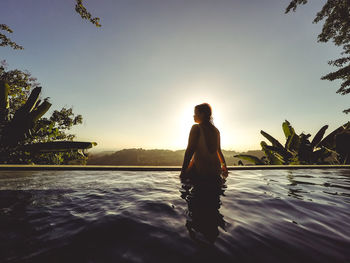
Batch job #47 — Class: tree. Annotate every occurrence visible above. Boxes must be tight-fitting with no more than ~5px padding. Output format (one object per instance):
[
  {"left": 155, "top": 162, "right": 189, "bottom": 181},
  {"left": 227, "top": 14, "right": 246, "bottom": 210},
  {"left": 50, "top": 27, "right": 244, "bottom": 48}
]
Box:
[
  {"left": 0, "top": 61, "right": 93, "bottom": 164},
  {"left": 286, "top": 0, "right": 350, "bottom": 113},
  {"left": 1, "top": 0, "right": 100, "bottom": 50}
]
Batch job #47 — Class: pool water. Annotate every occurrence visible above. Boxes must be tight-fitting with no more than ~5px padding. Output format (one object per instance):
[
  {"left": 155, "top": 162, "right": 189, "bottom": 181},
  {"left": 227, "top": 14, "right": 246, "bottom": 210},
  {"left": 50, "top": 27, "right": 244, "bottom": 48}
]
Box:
[{"left": 0, "top": 169, "right": 349, "bottom": 263}]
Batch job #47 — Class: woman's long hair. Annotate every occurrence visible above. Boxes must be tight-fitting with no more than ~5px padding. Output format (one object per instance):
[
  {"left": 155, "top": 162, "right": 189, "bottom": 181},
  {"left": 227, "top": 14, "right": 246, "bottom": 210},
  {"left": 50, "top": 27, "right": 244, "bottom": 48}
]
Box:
[{"left": 195, "top": 103, "right": 214, "bottom": 125}]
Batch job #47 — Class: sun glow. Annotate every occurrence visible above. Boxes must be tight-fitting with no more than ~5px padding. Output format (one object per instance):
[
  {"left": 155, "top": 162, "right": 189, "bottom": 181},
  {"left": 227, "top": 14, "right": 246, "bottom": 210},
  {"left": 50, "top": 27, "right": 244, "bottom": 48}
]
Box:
[{"left": 173, "top": 98, "right": 229, "bottom": 150}]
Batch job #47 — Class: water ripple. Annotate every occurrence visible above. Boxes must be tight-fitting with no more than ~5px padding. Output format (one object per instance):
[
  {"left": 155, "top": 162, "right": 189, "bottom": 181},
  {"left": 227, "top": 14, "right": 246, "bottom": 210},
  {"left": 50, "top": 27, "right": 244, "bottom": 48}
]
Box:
[{"left": 0, "top": 169, "right": 349, "bottom": 262}]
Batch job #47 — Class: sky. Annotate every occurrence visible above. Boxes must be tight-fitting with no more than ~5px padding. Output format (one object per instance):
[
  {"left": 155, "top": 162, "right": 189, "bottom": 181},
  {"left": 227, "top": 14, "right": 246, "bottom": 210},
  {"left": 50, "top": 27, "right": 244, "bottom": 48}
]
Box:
[{"left": 1, "top": 0, "right": 349, "bottom": 152}]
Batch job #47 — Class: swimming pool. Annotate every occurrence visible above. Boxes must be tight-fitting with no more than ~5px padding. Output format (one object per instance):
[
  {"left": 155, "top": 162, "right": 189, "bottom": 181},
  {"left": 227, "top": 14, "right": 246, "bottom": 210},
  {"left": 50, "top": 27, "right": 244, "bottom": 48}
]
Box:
[{"left": 0, "top": 169, "right": 349, "bottom": 263}]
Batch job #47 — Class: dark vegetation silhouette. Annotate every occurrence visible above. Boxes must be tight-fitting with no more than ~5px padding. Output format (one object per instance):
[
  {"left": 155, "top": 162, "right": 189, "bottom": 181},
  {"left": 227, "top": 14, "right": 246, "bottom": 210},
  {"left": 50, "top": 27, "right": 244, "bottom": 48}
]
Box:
[
  {"left": 0, "top": 66, "right": 96, "bottom": 164},
  {"left": 0, "top": 0, "right": 99, "bottom": 164},
  {"left": 286, "top": 0, "right": 350, "bottom": 113},
  {"left": 235, "top": 120, "right": 350, "bottom": 165},
  {"left": 87, "top": 149, "right": 263, "bottom": 166}
]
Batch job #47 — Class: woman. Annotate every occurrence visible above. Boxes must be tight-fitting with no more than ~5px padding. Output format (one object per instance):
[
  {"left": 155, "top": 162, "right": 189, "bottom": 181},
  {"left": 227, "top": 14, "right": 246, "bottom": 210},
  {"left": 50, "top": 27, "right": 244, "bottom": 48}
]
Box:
[{"left": 180, "top": 103, "right": 228, "bottom": 183}]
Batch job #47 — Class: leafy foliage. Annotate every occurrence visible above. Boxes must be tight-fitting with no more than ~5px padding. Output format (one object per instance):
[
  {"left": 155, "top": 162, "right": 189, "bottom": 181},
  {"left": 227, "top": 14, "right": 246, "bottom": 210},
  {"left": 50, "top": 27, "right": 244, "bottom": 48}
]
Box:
[
  {"left": 0, "top": 63, "right": 95, "bottom": 164},
  {"left": 0, "top": 24, "right": 23, "bottom": 50},
  {"left": 236, "top": 120, "right": 350, "bottom": 165},
  {"left": 1, "top": 86, "right": 52, "bottom": 147},
  {"left": 75, "top": 0, "right": 101, "bottom": 27},
  {"left": 1, "top": 1, "right": 101, "bottom": 50},
  {"left": 335, "top": 130, "right": 350, "bottom": 164},
  {"left": 286, "top": 0, "right": 350, "bottom": 113}
]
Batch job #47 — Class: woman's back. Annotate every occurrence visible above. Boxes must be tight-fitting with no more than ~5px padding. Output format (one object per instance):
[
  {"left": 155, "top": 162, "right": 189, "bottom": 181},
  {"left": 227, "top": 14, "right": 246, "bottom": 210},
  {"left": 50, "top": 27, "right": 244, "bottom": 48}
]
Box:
[
  {"left": 199, "top": 123, "right": 219, "bottom": 153},
  {"left": 193, "top": 123, "right": 221, "bottom": 177}
]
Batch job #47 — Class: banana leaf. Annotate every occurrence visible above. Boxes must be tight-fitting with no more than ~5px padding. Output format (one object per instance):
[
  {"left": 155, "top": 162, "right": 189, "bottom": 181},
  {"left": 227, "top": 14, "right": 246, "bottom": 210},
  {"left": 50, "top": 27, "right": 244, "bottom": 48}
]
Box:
[
  {"left": 312, "top": 148, "right": 331, "bottom": 164},
  {"left": 29, "top": 100, "right": 52, "bottom": 122},
  {"left": 21, "top": 86, "right": 41, "bottom": 113},
  {"left": 234, "top": 154, "right": 265, "bottom": 165},
  {"left": 319, "top": 122, "right": 350, "bottom": 149},
  {"left": 260, "top": 130, "right": 284, "bottom": 149},
  {"left": 21, "top": 141, "right": 97, "bottom": 152},
  {"left": 298, "top": 145, "right": 312, "bottom": 164},
  {"left": 311, "top": 125, "right": 328, "bottom": 149},
  {"left": 335, "top": 131, "right": 350, "bottom": 159},
  {"left": 1, "top": 88, "right": 52, "bottom": 145},
  {"left": 264, "top": 145, "right": 293, "bottom": 160},
  {"left": 11, "top": 87, "right": 42, "bottom": 124},
  {"left": 261, "top": 141, "right": 283, "bottom": 165},
  {"left": 3, "top": 114, "right": 33, "bottom": 145},
  {"left": 300, "top": 133, "right": 311, "bottom": 140},
  {"left": 285, "top": 132, "right": 300, "bottom": 152},
  {"left": 282, "top": 120, "right": 295, "bottom": 139}
]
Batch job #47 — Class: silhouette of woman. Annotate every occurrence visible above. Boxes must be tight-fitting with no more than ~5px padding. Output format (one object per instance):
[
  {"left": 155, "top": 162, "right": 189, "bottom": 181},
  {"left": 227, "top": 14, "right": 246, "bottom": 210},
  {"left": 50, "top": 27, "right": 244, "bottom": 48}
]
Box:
[{"left": 180, "top": 103, "right": 228, "bottom": 184}]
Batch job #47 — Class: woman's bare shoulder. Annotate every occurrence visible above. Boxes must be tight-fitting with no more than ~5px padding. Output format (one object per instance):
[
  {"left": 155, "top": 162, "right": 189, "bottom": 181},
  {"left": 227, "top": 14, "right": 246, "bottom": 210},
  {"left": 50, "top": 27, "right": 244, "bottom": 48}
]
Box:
[
  {"left": 191, "top": 124, "right": 200, "bottom": 129},
  {"left": 211, "top": 125, "right": 219, "bottom": 134},
  {"left": 190, "top": 124, "right": 200, "bottom": 134}
]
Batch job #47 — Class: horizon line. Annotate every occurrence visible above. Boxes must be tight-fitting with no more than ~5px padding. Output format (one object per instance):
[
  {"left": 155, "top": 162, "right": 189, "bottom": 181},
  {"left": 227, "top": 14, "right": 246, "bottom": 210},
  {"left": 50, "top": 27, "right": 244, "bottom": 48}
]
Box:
[{"left": 89, "top": 147, "right": 262, "bottom": 153}]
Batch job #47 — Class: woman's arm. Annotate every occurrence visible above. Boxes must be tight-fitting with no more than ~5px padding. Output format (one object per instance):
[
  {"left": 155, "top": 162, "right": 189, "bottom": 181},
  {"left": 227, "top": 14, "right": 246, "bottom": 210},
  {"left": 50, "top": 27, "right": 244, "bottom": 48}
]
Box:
[
  {"left": 217, "top": 131, "right": 228, "bottom": 177},
  {"left": 180, "top": 125, "right": 199, "bottom": 176}
]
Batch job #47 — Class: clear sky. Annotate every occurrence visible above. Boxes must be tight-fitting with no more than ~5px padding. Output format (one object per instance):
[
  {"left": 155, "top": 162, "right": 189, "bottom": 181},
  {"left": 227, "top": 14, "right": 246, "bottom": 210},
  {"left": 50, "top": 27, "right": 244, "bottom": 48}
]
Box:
[{"left": 1, "top": 0, "right": 349, "bottom": 152}]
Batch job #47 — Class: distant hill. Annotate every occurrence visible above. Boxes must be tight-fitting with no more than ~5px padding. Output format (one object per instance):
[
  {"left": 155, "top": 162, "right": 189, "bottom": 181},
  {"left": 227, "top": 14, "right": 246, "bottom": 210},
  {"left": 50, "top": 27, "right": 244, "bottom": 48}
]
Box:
[{"left": 87, "top": 148, "right": 264, "bottom": 166}]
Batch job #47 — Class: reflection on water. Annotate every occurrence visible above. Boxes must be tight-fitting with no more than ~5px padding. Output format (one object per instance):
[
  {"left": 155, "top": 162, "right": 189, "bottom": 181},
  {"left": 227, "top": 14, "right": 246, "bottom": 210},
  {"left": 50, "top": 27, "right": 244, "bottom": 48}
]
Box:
[
  {"left": 0, "top": 169, "right": 349, "bottom": 263},
  {"left": 180, "top": 178, "right": 227, "bottom": 244}
]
